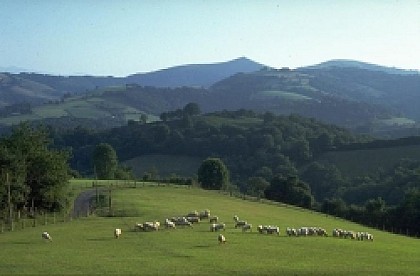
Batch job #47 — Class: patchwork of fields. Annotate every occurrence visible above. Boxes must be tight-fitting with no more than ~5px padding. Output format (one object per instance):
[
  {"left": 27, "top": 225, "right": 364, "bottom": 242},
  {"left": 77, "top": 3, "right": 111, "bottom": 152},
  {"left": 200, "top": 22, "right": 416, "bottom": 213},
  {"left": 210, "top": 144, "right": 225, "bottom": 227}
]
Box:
[{"left": 0, "top": 184, "right": 419, "bottom": 274}]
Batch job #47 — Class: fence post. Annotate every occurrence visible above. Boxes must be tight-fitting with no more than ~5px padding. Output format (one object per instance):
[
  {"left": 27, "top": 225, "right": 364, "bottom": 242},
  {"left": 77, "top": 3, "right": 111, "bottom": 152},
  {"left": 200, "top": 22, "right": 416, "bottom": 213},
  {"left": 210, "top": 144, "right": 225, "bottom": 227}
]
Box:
[
  {"left": 44, "top": 213, "right": 47, "bottom": 225},
  {"left": 53, "top": 212, "right": 56, "bottom": 224}
]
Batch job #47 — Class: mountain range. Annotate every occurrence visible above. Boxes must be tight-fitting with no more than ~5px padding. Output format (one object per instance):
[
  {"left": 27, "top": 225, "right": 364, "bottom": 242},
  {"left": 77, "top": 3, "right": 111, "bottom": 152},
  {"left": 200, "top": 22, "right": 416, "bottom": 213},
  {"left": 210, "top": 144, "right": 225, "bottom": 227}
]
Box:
[{"left": 1, "top": 57, "right": 420, "bottom": 138}]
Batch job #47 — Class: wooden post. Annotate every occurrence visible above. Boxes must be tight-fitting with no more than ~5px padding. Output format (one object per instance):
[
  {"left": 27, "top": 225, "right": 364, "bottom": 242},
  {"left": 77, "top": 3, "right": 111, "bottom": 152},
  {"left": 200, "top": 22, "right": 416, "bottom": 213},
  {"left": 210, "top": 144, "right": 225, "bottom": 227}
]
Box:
[
  {"left": 53, "top": 212, "right": 56, "bottom": 224},
  {"left": 44, "top": 213, "right": 47, "bottom": 225},
  {"left": 109, "top": 188, "right": 112, "bottom": 216}
]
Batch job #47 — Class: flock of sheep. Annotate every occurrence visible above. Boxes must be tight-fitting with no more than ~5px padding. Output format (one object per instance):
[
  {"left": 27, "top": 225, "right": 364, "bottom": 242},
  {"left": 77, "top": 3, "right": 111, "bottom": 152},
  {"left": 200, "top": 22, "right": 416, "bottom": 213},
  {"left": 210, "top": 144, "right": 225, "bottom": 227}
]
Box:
[
  {"left": 41, "top": 209, "right": 374, "bottom": 244},
  {"left": 116, "top": 209, "right": 374, "bottom": 244}
]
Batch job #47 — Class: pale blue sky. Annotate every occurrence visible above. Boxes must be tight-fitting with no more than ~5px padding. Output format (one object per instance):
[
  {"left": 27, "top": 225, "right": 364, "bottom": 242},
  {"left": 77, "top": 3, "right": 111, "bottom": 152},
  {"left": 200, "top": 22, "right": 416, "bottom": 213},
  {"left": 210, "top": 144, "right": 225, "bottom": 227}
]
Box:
[{"left": 1, "top": 0, "right": 419, "bottom": 76}]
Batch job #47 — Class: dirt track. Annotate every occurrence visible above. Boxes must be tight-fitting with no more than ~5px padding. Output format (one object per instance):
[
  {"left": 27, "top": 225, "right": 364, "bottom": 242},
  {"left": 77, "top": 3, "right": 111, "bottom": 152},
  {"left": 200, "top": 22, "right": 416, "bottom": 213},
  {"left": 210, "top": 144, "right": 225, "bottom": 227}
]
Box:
[{"left": 72, "top": 188, "right": 99, "bottom": 218}]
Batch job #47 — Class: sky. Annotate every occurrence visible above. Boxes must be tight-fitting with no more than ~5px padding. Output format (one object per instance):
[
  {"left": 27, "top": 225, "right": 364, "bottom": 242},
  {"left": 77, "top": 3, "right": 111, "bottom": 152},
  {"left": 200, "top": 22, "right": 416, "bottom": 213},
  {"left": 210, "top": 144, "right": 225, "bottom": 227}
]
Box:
[{"left": 1, "top": 0, "right": 419, "bottom": 76}]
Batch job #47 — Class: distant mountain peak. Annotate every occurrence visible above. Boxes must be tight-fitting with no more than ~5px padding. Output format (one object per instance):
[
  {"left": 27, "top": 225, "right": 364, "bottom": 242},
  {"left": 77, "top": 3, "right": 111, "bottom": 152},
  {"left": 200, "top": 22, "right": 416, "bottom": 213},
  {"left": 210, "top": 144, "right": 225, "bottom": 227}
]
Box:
[{"left": 301, "top": 59, "right": 419, "bottom": 75}]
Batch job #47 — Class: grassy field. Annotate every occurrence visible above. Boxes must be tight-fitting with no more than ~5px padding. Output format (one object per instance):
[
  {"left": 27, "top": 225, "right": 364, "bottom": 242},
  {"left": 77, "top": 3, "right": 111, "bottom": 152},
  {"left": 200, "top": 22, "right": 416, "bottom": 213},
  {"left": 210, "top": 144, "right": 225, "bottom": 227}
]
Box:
[
  {"left": 251, "top": 90, "right": 312, "bottom": 101},
  {"left": 0, "top": 184, "right": 419, "bottom": 274}
]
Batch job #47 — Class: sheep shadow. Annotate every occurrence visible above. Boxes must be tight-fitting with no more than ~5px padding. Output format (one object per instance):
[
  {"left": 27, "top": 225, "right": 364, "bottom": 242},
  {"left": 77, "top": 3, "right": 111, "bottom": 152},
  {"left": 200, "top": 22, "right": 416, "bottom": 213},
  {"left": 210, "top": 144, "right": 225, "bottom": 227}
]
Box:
[{"left": 86, "top": 237, "right": 115, "bottom": 242}]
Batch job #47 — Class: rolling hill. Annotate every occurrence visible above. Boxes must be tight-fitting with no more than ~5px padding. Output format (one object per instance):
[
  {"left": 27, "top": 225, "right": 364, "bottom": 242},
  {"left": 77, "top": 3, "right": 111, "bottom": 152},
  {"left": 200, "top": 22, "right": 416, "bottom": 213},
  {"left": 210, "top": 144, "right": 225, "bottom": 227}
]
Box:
[
  {"left": 0, "top": 183, "right": 419, "bottom": 274},
  {"left": 2, "top": 58, "right": 420, "bottom": 137}
]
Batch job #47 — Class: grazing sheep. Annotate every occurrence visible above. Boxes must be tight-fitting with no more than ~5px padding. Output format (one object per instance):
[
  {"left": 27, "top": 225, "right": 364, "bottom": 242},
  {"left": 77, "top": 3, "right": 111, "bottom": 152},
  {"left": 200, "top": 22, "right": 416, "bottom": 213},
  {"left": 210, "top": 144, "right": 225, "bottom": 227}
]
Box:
[
  {"left": 210, "top": 223, "right": 226, "bottom": 232},
  {"left": 242, "top": 223, "right": 252, "bottom": 232},
  {"left": 235, "top": 220, "right": 248, "bottom": 229},
  {"left": 186, "top": 216, "right": 201, "bottom": 224},
  {"left": 209, "top": 216, "right": 219, "bottom": 224},
  {"left": 114, "top": 228, "right": 122, "bottom": 239},
  {"left": 186, "top": 210, "right": 199, "bottom": 217},
  {"left": 164, "top": 219, "right": 176, "bottom": 229},
  {"left": 42, "top": 231, "right": 52, "bottom": 241},
  {"left": 134, "top": 223, "right": 145, "bottom": 231},
  {"left": 199, "top": 209, "right": 211, "bottom": 219},
  {"left": 286, "top": 227, "right": 298, "bottom": 236},
  {"left": 218, "top": 234, "right": 226, "bottom": 244},
  {"left": 171, "top": 217, "right": 193, "bottom": 227},
  {"left": 266, "top": 226, "right": 280, "bottom": 235},
  {"left": 257, "top": 225, "right": 279, "bottom": 235}
]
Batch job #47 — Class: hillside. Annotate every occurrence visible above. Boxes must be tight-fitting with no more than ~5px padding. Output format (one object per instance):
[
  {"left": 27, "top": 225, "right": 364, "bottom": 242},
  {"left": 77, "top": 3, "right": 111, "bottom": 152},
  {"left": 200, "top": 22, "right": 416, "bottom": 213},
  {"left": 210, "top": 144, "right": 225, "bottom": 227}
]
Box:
[
  {"left": 0, "top": 57, "right": 264, "bottom": 108},
  {"left": 2, "top": 59, "right": 420, "bottom": 138},
  {"left": 302, "top": 59, "right": 420, "bottom": 75},
  {"left": 0, "top": 184, "right": 418, "bottom": 274}
]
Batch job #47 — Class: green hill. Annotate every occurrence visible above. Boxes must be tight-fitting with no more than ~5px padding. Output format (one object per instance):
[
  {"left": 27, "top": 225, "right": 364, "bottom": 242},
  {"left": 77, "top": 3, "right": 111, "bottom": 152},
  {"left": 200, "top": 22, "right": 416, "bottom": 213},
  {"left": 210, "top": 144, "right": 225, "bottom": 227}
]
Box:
[
  {"left": 0, "top": 184, "right": 418, "bottom": 274},
  {"left": 317, "top": 144, "right": 420, "bottom": 177}
]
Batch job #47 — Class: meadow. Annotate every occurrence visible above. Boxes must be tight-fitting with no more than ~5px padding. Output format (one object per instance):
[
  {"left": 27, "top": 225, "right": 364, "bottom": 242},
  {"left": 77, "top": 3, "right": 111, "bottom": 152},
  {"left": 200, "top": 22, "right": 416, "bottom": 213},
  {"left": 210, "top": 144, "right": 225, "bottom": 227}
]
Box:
[{"left": 0, "top": 184, "right": 419, "bottom": 274}]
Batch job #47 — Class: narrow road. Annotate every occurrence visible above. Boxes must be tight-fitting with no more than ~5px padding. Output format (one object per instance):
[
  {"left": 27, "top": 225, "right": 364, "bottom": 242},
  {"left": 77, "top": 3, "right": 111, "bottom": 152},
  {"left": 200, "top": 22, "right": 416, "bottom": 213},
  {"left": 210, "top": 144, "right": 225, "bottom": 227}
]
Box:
[{"left": 72, "top": 188, "right": 101, "bottom": 218}]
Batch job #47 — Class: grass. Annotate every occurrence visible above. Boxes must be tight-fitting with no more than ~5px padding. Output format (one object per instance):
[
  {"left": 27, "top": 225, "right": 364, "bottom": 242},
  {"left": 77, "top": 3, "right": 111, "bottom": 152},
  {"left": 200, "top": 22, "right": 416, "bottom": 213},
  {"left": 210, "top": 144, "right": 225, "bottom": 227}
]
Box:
[
  {"left": 0, "top": 185, "right": 419, "bottom": 274},
  {"left": 251, "top": 90, "right": 312, "bottom": 101}
]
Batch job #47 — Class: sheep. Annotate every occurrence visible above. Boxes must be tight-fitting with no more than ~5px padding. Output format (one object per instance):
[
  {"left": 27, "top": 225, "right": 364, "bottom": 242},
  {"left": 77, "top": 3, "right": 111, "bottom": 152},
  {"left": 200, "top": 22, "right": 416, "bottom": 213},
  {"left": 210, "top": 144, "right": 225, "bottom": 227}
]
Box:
[
  {"left": 143, "top": 221, "right": 160, "bottom": 231},
  {"left": 242, "top": 223, "right": 252, "bottom": 232},
  {"left": 257, "top": 225, "right": 279, "bottom": 235},
  {"left": 186, "top": 210, "right": 199, "bottom": 217},
  {"left": 218, "top": 234, "right": 226, "bottom": 244},
  {"left": 266, "top": 226, "right": 280, "bottom": 235},
  {"left": 186, "top": 216, "right": 201, "bottom": 224},
  {"left": 199, "top": 209, "right": 211, "bottom": 219},
  {"left": 286, "top": 227, "right": 298, "bottom": 236},
  {"left": 210, "top": 223, "right": 226, "bottom": 232},
  {"left": 42, "top": 231, "right": 52, "bottom": 242},
  {"left": 171, "top": 217, "right": 193, "bottom": 227},
  {"left": 257, "top": 225, "right": 266, "bottom": 234},
  {"left": 134, "top": 223, "right": 145, "bottom": 231},
  {"left": 114, "top": 228, "right": 122, "bottom": 239},
  {"left": 164, "top": 219, "right": 176, "bottom": 229},
  {"left": 209, "top": 216, "right": 219, "bottom": 224},
  {"left": 233, "top": 215, "right": 239, "bottom": 222},
  {"left": 235, "top": 220, "right": 248, "bottom": 229}
]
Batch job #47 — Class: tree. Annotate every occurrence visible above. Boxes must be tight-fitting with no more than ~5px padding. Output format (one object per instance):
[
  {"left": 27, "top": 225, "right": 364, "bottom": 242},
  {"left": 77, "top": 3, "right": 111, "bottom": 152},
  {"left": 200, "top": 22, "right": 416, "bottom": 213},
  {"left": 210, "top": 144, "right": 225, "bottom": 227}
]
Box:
[
  {"left": 197, "top": 158, "right": 229, "bottom": 190},
  {"left": 246, "top": 176, "right": 269, "bottom": 198},
  {"left": 183, "top": 102, "right": 201, "bottom": 116},
  {"left": 0, "top": 123, "right": 71, "bottom": 212},
  {"left": 93, "top": 143, "right": 118, "bottom": 179},
  {"left": 264, "top": 175, "right": 314, "bottom": 208}
]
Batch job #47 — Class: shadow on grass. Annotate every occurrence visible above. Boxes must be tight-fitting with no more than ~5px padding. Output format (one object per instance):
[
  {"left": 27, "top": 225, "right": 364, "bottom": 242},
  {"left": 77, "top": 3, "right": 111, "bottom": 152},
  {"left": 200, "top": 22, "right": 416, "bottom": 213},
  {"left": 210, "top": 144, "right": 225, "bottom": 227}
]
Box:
[{"left": 86, "top": 237, "right": 114, "bottom": 242}]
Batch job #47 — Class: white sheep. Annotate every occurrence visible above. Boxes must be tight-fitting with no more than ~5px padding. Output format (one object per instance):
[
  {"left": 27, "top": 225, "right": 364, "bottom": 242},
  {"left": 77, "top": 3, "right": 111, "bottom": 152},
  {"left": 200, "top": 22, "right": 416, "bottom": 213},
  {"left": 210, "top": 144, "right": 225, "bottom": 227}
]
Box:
[
  {"left": 235, "top": 220, "right": 248, "bottom": 229},
  {"left": 233, "top": 215, "right": 239, "bottom": 222},
  {"left": 164, "top": 219, "right": 176, "bottom": 229},
  {"left": 114, "top": 228, "right": 122, "bottom": 239},
  {"left": 210, "top": 223, "right": 226, "bottom": 232},
  {"left": 42, "top": 231, "right": 52, "bottom": 241},
  {"left": 218, "top": 234, "right": 226, "bottom": 244},
  {"left": 186, "top": 216, "right": 200, "bottom": 224},
  {"left": 209, "top": 216, "right": 219, "bottom": 224},
  {"left": 199, "top": 209, "right": 211, "bottom": 219},
  {"left": 242, "top": 223, "right": 252, "bottom": 232}
]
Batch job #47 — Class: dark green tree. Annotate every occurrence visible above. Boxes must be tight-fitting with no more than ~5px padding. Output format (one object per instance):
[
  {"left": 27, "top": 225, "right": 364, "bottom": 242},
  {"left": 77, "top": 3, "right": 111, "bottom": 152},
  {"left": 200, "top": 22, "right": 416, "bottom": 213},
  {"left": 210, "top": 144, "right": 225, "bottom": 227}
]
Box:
[
  {"left": 183, "top": 102, "right": 201, "bottom": 116},
  {"left": 93, "top": 143, "right": 118, "bottom": 179},
  {"left": 197, "top": 158, "right": 229, "bottom": 190},
  {"left": 0, "top": 123, "right": 70, "bottom": 212},
  {"left": 264, "top": 175, "right": 314, "bottom": 208}
]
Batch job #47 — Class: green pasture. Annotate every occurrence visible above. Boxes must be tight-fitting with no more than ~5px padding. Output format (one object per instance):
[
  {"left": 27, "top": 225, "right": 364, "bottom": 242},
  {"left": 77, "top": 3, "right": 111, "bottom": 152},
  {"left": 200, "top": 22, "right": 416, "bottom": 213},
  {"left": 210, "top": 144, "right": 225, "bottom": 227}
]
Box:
[
  {"left": 1, "top": 185, "right": 419, "bottom": 274},
  {"left": 318, "top": 145, "right": 420, "bottom": 177},
  {"left": 251, "top": 90, "right": 312, "bottom": 101},
  {"left": 376, "top": 117, "right": 416, "bottom": 126}
]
